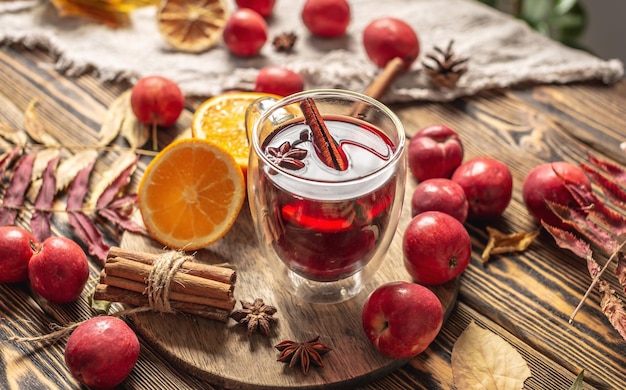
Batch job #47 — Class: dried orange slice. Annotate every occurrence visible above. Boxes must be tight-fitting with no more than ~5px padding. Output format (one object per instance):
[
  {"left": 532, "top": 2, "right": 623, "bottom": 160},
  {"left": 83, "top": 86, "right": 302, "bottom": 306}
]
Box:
[
  {"left": 156, "top": 0, "right": 229, "bottom": 53},
  {"left": 190, "top": 92, "right": 282, "bottom": 175},
  {"left": 138, "top": 138, "right": 245, "bottom": 250}
]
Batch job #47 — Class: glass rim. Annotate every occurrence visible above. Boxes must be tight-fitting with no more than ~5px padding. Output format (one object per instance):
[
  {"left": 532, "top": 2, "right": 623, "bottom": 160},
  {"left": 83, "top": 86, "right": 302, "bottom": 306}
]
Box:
[{"left": 251, "top": 89, "right": 406, "bottom": 185}]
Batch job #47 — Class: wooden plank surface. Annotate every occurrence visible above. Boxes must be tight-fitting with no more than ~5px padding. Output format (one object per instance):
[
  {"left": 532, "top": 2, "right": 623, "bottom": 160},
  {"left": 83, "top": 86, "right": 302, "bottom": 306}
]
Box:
[{"left": 0, "top": 42, "right": 624, "bottom": 390}]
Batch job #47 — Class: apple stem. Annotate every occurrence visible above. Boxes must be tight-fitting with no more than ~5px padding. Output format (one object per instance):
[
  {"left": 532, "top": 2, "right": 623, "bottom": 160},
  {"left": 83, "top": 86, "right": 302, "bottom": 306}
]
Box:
[{"left": 152, "top": 122, "right": 158, "bottom": 151}]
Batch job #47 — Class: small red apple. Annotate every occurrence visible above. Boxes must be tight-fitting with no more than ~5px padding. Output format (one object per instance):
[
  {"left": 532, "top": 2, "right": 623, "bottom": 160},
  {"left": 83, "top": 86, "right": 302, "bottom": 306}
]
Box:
[
  {"left": 254, "top": 66, "right": 304, "bottom": 97},
  {"left": 522, "top": 161, "right": 591, "bottom": 229},
  {"left": 65, "top": 316, "right": 140, "bottom": 390},
  {"left": 0, "top": 225, "right": 37, "bottom": 283},
  {"left": 28, "top": 236, "right": 89, "bottom": 304},
  {"left": 130, "top": 75, "right": 185, "bottom": 127},
  {"left": 363, "top": 17, "right": 420, "bottom": 68},
  {"left": 361, "top": 281, "right": 443, "bottom": 359},
  {"left": 235, "top": 0, "right": 275, "bottom": 18},
  {"left": 403, "top": 211, "right": 471, "bottom": 285},
  {"left": 411, "top": 178, "right": 468, "bottom": 223},
  {"left": 451, "top": 157, "right": 513, "bottom": 220},
  {"left": 408, "top": 124, "right": 464, "bottom": 182},
  {"left": 301, "top": 0, "right": 351, "bottom": 38},
  {"left": 223, "top": 8, "right": 268, "bottom": 57}
]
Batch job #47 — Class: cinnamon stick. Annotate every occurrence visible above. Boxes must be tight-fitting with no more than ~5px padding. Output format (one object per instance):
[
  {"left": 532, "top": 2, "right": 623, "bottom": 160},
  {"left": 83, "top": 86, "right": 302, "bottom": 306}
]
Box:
[
  {"left": 93, "top": 284, "right": 231, "bottom": 322},
  {"left": 300, "top": 97, "right": 348, "bottom": 171},
  {"left": 351, "top": 56, "right": 406, "bottom": 118},
  {"left": 99, "top": 271, "right": 236, "bottom": 310},
  {"left": 104, "top": 257, "right": 233, "bottom": 301},
  {"left": 107, "top": 246, "right": 235, "bottom": 285}
]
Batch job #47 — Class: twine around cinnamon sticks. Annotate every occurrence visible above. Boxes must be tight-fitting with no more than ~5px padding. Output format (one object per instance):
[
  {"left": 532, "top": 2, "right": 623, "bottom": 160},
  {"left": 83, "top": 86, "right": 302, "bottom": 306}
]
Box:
[{"left": 94, "top": 247, "right": 236, "bottom": 322}]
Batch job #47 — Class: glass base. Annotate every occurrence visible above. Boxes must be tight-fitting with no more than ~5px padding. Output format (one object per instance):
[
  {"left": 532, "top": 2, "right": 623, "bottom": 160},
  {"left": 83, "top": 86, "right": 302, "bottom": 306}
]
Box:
[{"left": 283, "top": 269, "right": 366, "bottom": 304}]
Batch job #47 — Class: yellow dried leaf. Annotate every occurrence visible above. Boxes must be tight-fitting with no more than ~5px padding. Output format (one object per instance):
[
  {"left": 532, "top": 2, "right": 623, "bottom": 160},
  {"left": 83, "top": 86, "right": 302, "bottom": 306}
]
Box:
[
  {"left": 481, "top": 226, "right": 540, "bottom": 263},
  {"left": 26, "top": 149, "right": 62, "bottom": 202},
  {"left": 452, "top": 321, "right": 531, "bottom": 390},
  {"left": 55, "top": 150, "right": 99, "bottom": 193},
  {"left": 23, "top": 99, "right": 59, "bottom": 146},
  {"left": 0, "top": 122, "right": 28, "bottom": 146},
  {"left": 100, "top": 90, "right": 150, "bottom": 149}
]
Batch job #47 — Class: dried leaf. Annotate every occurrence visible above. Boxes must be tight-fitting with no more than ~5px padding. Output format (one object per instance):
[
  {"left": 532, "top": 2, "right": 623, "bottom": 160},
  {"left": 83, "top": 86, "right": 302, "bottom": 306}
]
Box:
[
  {"left": 98, "top": 194, "right": 145, "bottom": 233},
  {"left": 541, "top": 221, "right": 593, "bottom": 261},
  {"left": 66, "top": 160, "right": 109, "bottom": 262},
  {"left": 616, "top": 244, "right": 626, "bottom": 292},
  {"left": 481, "top": 226, "right": 539, "bottom": 263},
  {"left": 598, "top": 281, "right": 626, "bottom": 341},
  {"left": 87, "top": 152, "right": 137, "bottom": 210},
  {"left": 100, "top": 90, "right": 150, "bottom": 148},
  {"left": 68, "top": 210, "right": 109, "bottom": 262},
  {"left": 0, "top": 145, "right": 23, "bottom": 175},
  {"left": 0, "top": 122, "right": 28, "bottom": 146},
  {"left": 23, "top": 99, "right": 59, "bottom": 146},
  {"left": 546, "top": 200, "right": 616, "bottom": 256},
  {"left": 452, "top": 321, "right": 531, "bottom": 390},
  {"left": 581, "top": 162, "right": 626, "bottom": 210},
  {"left": 31, "top": 153, "right": 61, "bottom": 242},
  {"left": 55, "top": 150, "right": 99, "bottom": 193},
  {"left": 26, "top": 149, "right": 62, "bottom": 202},
  {"left": 0, "top": 153, "right": 36, "bottom": 226},
  {"left": 586, "top": 153, "right": 626, "bottom": 185},
  {"left": 569, "top": 370, "right": 585, "bottom": 390},
  {"left": 94, "top": 154, "right": 139, "bottom": 209}
]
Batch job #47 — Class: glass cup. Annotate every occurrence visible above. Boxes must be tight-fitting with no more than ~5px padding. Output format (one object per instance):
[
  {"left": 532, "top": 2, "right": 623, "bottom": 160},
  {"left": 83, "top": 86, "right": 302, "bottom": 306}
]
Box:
[{"left": 246, "top": 89, "right": 406, "bottom": 304}]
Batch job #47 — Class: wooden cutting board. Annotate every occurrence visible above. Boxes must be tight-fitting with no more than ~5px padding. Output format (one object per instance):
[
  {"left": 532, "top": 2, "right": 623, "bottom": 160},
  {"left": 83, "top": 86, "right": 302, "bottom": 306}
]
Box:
[{"left": 120, "top": 183, "right": 459, "bottom": 389}]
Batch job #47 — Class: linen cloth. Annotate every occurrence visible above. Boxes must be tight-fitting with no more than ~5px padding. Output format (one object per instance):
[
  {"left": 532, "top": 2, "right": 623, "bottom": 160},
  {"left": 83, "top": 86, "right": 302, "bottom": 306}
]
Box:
[{"left": 0, "top": 0, "right": 622, "bottom": 102}]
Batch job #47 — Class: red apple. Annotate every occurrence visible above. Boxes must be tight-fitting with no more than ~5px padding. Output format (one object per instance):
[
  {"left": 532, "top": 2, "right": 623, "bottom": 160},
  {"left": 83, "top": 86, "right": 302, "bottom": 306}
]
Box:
[
  {"left": 223, "top": 8, "right": 268, "bottom": 57},
  {"left": 408, "top": 124, "right": 464, "bottom": 182},
  {"left": 235, "top": 0, "right": 276, "bottom": 18},
  {"left": 254, "top": 66, "right": 304, "bottom": 97},
  {"left": 28, "top": 236, "right": 89, "bottom": 304},
  {"left": 0, "top": 226, "right": 37, "bottom": 283},
  {"left": 403, "top": 211, "right": 471, "bottom": 285},
  {"left": 411, "top": 178, "right": 468, "bottom": 223},
  {"left": 130, "top": 75, "right": 185, "bottom": 127},
  {"left": 65, "top": 316, "right": 140, "bottom": 390},
  {"left": 361, "top": 281, "right": 443, "bottom": 359},
  {"left": 363, "top": 17, "right": 420, "bottom": 68},
  {"left": 522, "top": 161, "right": 591, "bottom": 229},
  {"left": 301, "top": 0, "right": 351, "bottom": 38},
  {"left": 451, "top": 157, "right": 513, "bottom": 220}
]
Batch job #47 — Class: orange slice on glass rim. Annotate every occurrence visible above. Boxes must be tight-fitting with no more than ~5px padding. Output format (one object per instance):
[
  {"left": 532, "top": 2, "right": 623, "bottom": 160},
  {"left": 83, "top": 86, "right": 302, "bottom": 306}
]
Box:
[
  {"left": 156, "top": 0, "right": 230, "bottom": 53},
  {"left": 138, "top": 138, "right": 245, "bottom": 250},
  {"left": 190, "top": 92, "right": 282, "bottom": 176}
]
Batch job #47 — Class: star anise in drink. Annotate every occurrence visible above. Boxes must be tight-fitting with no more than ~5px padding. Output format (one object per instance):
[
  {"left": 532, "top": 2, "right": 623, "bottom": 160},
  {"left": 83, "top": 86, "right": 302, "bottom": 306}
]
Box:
[
  {"left": 266, "top": 141, "right": 307, "bottom": 170},
  {"left": 230, "top": 298, "right": 277, "bottom": 337},
  {"left": 275, "top": 336, "right": 332, "bottom": 375}
]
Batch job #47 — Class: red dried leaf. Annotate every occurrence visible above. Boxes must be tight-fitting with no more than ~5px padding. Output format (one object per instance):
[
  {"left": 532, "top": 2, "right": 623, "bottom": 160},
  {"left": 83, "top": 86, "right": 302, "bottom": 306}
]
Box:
[
  {"left": 95, "top": 154, "right": 139, "bottom": 209},
  {"left": 541, "top": 221, "right": 593, "bottom": 260},
  {"left": 546, "top": 200, "right": 616, "bottom": 255},
  {"left": 0, "top": 153, "right": 36, "bottom": 226},
  {"left": 581, "top": 162, "right": 626, "bottom": 209},
  {"left": 98, "top": 194, "right": 145, "bottom": 233},
  {"left": 0, "top": 145, "right": 23, "bottom": 175},
  {"left": 66, "top": 160, "right": 96, "bottom": 211},
  {"left": 66, "top": 160, "right": 108, "bottom": 263},
  {"left": 586, "top": 153, "right": 626, "bottom": 186},
  {"left": 67, "top": 210, "right": 109, "bottom": 263},
  {"left": 598, "top": 280, "right": 626, "bottom": 342},
  {"left": 30, "top": 153, "right": 61, "bottom": 242}
]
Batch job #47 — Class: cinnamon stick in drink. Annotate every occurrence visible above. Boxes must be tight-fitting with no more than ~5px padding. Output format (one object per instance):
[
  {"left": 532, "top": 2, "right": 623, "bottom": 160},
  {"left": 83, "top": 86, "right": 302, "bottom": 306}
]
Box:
[{"left": 300, "top": 97, "right": 348, "bottom": 171}]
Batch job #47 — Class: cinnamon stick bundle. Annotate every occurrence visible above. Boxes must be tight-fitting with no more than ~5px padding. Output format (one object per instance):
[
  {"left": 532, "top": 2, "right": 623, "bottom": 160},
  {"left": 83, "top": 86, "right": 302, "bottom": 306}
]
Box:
[{"left": 94, "top": 247, "right": 237, "bottom": 321}]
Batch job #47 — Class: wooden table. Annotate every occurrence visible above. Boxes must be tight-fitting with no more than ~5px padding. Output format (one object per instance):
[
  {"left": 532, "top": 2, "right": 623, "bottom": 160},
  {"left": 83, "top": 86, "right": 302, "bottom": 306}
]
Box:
[{"left": 0, "top": 42, "right": 625, "bottom": 390}]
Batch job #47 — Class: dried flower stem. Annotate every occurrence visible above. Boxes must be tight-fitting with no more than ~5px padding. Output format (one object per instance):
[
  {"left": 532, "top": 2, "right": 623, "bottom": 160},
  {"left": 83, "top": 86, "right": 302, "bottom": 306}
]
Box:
[{"left": 570, "top": 239, "right": 626, "bottom": 323}]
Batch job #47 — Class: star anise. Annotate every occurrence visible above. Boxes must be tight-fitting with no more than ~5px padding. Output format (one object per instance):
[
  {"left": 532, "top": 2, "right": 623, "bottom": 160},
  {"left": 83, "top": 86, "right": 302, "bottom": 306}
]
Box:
[
  {"left": 275, "top": 336, "right": 332, "bottom": 375},
  {"left": 266, "top": 141, "right": 307, "bottom": 170},
  {"left": 422, "top": 40, "right": 469, "bottom": 89},
  {"left": 272, "top": 32, "right": 297, "bottom": 53},
  {"left": 229, "top": 298, "right": 277, "bottom": 337}
]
